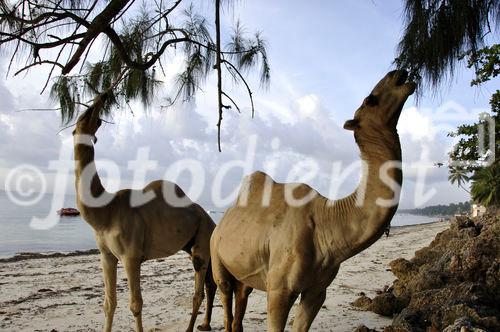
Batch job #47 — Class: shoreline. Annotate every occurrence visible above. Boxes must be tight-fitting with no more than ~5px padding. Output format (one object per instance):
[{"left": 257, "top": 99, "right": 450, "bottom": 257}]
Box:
[
  {"left": 0, "top": 220, "right": 448, "bottom": 263},
  {"left": 0, "top": 249, "right": 100, "bottom": 263}
]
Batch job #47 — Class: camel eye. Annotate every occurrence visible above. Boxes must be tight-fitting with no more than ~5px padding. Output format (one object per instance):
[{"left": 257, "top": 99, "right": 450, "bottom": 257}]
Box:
[{"left": 365, "top": 94, "right": 378, "bottom": 106}]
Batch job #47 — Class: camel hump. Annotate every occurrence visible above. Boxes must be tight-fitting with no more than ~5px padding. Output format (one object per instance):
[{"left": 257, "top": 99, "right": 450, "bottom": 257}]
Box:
[
  {"left": 141, "top": 180, "right": 193, "bottom": 208},
  {"left": 247, "top": 171, "right": 275, "bottom": 189},
  {"left": 143, "top": 180, "right": 187, "bottom": 197},
  {"left": 236, "top": 171, "right": 275, "bottom": 205}
]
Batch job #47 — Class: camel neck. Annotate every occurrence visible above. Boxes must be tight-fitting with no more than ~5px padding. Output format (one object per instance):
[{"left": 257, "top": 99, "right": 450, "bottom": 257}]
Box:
[
  {"left": 314, "top": 129, "right": 402, "bottom": 261},
  {"left": 73, "top": 136, "right": 109, "bottom": 229}
]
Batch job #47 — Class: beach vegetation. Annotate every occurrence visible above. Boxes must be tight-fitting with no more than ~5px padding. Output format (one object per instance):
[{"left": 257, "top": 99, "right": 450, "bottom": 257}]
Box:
[{"left": 396, "top": 0, "right": 499, "bottom": 209}]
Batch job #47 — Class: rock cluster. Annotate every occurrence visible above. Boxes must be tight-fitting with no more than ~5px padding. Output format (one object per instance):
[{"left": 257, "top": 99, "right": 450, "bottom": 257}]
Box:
[{"left": 353, "top": 212, "right": 500, "bottom": 332}]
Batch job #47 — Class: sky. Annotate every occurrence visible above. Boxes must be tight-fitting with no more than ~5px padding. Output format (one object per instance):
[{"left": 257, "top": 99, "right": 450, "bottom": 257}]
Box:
[{"left": 0, "top": 0, "right": 498, "bottom": 210}]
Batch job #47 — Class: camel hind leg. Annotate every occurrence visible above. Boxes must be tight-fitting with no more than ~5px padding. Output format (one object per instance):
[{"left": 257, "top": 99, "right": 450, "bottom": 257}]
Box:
[
  {"left": 198, "top": 262, "right": 217, "bottom": 331},
  {"left": 232, "top": 281, "right": 253, "bottom": 332},
  {"left": 214, "top": 266, "right": 234, "bottom": 332},
  {"left": 186, "top": 219, "right": 214, "bottom": 332},
  {"left": 211, "top": 243, "right": 235, "bottom": 331},
  {"left": 186, "top": 250, "right": 208, "bottom": 332}
]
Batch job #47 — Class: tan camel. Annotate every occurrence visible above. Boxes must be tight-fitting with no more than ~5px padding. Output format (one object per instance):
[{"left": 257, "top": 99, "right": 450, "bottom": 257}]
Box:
[
  {"left": 73, "top": 99, "right": 216, "bottom": 332},
  {"left": 210, "top": 70, "right": 416, "bottom": 332}
]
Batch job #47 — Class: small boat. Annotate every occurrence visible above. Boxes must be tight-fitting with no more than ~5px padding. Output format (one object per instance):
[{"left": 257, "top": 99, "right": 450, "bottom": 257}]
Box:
[{"left": 57, "top": 208, "right": 80, "bottom": 216}]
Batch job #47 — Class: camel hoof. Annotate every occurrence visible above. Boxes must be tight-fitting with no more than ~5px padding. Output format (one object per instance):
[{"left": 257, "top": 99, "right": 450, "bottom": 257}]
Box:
[{"left": 197, "top": 324, "right": 212, "bottom": 331}]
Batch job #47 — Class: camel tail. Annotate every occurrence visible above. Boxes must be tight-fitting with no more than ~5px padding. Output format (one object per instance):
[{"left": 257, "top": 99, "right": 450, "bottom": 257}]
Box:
[{"left": 182, "top": 203, "right": 215, "bottom": 254}]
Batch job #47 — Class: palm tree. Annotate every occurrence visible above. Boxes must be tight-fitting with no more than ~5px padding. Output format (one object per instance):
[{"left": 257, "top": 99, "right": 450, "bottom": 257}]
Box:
[
  {"left": 471, "top": 162, "right": 500, "bottom": 208},
  {"left": 448, "top": 166, "right": 471, "bottom": 194}
]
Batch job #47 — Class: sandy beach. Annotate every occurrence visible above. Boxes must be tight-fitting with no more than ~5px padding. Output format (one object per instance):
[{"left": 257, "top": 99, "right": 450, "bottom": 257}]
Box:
[{"left": 0, "top": 221, "right": 448, "bottom": 332}]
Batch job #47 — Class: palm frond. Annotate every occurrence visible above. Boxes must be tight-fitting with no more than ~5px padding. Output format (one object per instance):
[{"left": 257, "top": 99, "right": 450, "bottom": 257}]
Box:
[{"left": 471, "top": 162, "right": 500, "bottom": 207}]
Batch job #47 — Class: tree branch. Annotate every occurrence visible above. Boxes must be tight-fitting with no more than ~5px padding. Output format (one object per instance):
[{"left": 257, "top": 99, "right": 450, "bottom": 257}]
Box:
[
  {"left": 222, "top": 59, "right": 255, "bottom": 118},
  {"left": 215, "top": 0, "right": 223, "bottom": 152},
  {"left": 14, "top": 60, "right": 64, "bottom": 76},
  {"left": 62, "top": 0, "right": 133, "bottom": 74},
  {"left": 222, "top": 91, "right": 241, "bottom": 113}
]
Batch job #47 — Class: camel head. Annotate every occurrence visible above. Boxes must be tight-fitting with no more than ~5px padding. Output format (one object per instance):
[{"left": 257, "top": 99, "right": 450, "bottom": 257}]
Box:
[
  {"left": 343, "top": 70, "right": 415, "bottom": 132},
  {"left": 73, "top": 107, "right": 102, "bottom": 144}
]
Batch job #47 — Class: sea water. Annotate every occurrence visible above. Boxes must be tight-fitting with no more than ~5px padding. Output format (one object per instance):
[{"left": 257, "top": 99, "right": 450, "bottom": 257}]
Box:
[{"left": 0, "top": 191, "right": 438, "bottom": 258}]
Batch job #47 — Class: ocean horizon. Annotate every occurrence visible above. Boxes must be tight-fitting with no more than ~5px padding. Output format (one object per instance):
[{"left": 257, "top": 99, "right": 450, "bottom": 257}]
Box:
[{"left": 0, "top": 191, "right": 441, "bottom": 258}]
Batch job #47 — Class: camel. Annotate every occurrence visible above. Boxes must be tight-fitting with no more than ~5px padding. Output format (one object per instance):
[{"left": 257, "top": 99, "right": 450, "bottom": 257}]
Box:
[
  {"left": 73, "top": 98, "right": 216, "bottom": 332},
  {"left": 210, "top": 70, "right": 416, "bottom": 332}
]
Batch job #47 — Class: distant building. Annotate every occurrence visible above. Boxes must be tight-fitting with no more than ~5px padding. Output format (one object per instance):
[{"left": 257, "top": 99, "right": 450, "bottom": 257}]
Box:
[{"left": 471, "top": 204, "right": 486, "bottom": 217}]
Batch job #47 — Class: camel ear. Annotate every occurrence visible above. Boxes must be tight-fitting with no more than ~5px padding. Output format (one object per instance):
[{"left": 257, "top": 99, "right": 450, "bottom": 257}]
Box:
[{"left": 343, "top": 119, "right": 360, "bottom": 131}]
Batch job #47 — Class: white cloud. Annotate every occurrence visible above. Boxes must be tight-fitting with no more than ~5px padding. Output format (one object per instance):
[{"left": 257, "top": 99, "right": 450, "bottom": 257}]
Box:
[
  {"left": 1, "top": 0, "right": 487, "bottom": 211},
  {"left": 0, "top": 79, "right": 470, "bottom": 210},
  {"left": 296, "top": 94, "right": 320, "bottom": 119},
  {"left": 398, "top": 106, "right": 436, "bottom": 141},
  {"left": 0, "top": 114, "right": 14, "bottom": 133}
]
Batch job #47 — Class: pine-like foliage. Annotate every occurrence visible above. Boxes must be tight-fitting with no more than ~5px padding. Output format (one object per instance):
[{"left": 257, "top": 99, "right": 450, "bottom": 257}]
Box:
[
  {"left": 0, "top": 0, "right": 270, "bottom": 145},
  {"left": 395, "top": 0, "right": 499, "bottom": 90}
]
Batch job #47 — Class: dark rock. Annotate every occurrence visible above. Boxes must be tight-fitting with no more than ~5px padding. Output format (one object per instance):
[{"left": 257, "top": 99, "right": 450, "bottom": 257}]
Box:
[
  {"left": 442, "top": 317, "right": 487, "bottom": 332},
  {"left": 0, "top": 249, "right": 99, "bottom": 263},
  {"left": 354, "top": 325, "right": 378, "bottom": 332},
  {"left": 389, "top": 258, "right": 416, "bottom": 280},
  {"left": 351, "top": 295, "right": 372, "bottom": 310},
  {"left": 366, "top": 212, "right": 500, "bottom": 332},
  {"left": 371, "top": 293, "right": 398, "bottom": 317},
  {"left": 37, "top": 288, "right": 54, "bottom": 293},
  {"left": 382, "top": 327, "right": 410, "bottom": 332},
  {"left": 450, "top": 216, "right": 475, "bottom": 231}
]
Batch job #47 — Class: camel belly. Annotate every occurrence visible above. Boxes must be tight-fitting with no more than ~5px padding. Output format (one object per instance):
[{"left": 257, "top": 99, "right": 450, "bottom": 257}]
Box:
[
  {"left": 232, "top": 266, "right": 267, "bottom": 291},
  {"left": 218, "top": 242, "right": 268, "bottom": 291},
  {"left": 144, "top": 220, "right": 197, "bottom": 259},
  {"left": 215, "top": 213, "right": 272, "bottom": 291}
]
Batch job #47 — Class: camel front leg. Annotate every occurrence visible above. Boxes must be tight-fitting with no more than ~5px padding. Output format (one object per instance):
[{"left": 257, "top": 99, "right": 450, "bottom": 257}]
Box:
[
  {"left": 123, "top": 258, "right": 143, "bottom": 332},
  {"left": 267, "top": 288, "right": 298, "bottom": 332},
  {"left": 101, "top": 252, "right": 118, "bottom": 332},
  {"left": 292, "top": 288, "right": 326, "bottom": 332},
  {"left": 232, "top": 282, "right": 253, "bottom": 332}
]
